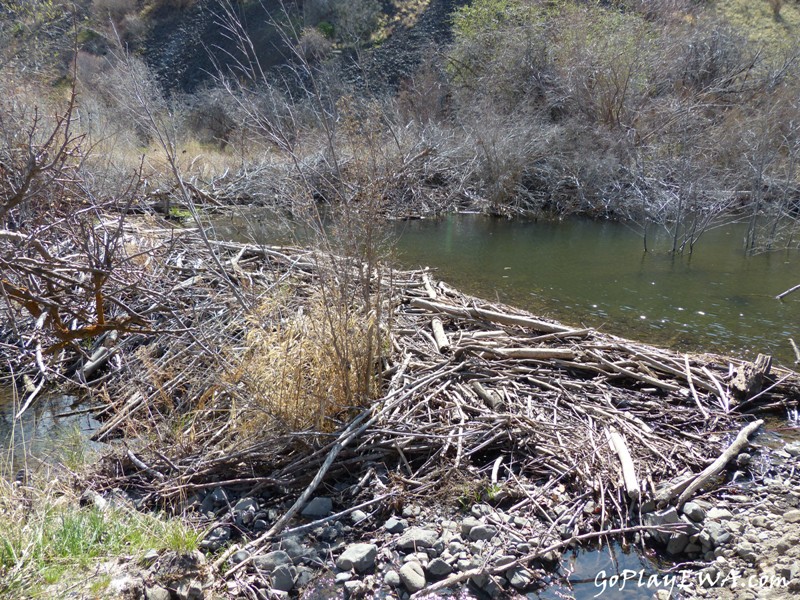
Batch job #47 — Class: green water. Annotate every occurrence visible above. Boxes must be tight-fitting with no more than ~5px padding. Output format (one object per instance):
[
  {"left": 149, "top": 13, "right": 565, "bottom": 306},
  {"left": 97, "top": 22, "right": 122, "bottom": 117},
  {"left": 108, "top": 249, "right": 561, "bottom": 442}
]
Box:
[{"left": 392, "top": 215, "right": 800, "bottom": 367}]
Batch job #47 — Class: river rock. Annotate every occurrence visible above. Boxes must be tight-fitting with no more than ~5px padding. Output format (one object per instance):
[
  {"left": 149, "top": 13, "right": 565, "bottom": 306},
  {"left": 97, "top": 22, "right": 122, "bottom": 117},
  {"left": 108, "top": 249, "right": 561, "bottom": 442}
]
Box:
[
  {"left": 336, "top": 543, "right": 377, "bottom": 573},
  {"left": 507, "top": 566, "right": 533, "bottom": 590},
  {"left": 252, "top": 550, "right": 292, "bottom": 572},
  {"left": 736, "top": 540, "right": 758, "bottom": 562},
  {"left": 399, "top": 561, "right": 426, "bottom": 593},
  {"left": 683, "top": 502, "right": 706, "bottom": 522},
  {"left": 397, "top": 527, "right": 439, "bottom": 550},
  {"left": 231, "top": 550, "right": 250, "bottom": 564},
  {"left": 460, "top": 516, "right": 482, "bottom": 538},
  {"left": 384, "top": 569, "right": 401, "bottom": 587},
  {"left": 384, "top": 517, "right": 407, "bottom": 534},
  {"left": 350, "top": 509, "right": 368, "bottom": 524},
  {"left": 271, "top": 564, "right": 296, "bottom": 592},
  {"left": 667, "top": 532, "right": 689, "bottom": 555},
  {"left": 233, "top": 497, "right": 258, "bottom": 527},
  {"left": 783, "top": 509, "right": 800, "bottom": 523},
  {"left": 427, "top": 557, "right": 453, "bottom": 576},
  {"left": 785, "top": 442, "right": 800, "bottom": 457},
  {"left": 175, "top": 579, "right": 203, "bottom": 600},
  {"left": 469, "top": 524, "right": 498, "bottom": 541},
  {"left": 706, "top": 508, "right": 733, "bottom": 521},
  {"left": 145, "top": 585, "right": 171, "bottom": 600},
  {"left": 301, "top": 497, "right": 332, "bottom": 518},
  {"left": 109, "top": 574, "right": 144, "bottom": 599}
]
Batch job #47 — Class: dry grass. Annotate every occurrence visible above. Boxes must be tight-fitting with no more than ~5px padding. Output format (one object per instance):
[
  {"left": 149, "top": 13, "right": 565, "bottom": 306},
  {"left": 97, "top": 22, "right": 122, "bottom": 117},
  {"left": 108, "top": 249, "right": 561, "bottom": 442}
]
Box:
[{"left": 226, "top": 282, "right": 382, "bottom": 433}]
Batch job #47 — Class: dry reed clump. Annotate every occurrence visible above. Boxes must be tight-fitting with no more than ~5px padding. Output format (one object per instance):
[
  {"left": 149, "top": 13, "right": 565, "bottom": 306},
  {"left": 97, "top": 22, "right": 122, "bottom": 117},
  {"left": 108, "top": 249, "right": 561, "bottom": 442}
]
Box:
[{"left": 227, "top": 284, "right": 381, "bottom": 434}]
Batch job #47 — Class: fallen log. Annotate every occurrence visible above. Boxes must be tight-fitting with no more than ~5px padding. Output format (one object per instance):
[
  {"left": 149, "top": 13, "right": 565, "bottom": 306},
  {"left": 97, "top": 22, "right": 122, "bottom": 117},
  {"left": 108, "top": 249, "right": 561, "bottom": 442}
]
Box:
[{"left": 666, "top": 419, "right": 764, "bottom": 508}]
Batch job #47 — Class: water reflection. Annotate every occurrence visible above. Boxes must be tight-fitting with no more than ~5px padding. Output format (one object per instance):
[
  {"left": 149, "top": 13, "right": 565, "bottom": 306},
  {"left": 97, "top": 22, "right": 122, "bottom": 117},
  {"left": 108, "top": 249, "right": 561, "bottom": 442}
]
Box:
[{"left": 392, "top": 216, "right": 800, "bottom": 366}]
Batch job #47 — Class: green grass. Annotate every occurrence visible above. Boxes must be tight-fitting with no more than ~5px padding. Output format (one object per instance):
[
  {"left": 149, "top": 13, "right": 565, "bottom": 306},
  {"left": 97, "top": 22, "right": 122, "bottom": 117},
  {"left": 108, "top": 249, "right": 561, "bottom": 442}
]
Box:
[
  {"left": 715, "top": 0, "right": 800, "bottom": 51},
  {"left": 0, "top": 477, "right": 200, "bottom": 597}
]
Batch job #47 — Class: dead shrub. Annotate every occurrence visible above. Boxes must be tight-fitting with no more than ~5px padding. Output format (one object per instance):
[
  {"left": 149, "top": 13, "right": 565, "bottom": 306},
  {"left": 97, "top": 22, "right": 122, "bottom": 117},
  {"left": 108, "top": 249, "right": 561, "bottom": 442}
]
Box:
[{"left": 229, "top": 285, "right": 381, "bottom": 433}]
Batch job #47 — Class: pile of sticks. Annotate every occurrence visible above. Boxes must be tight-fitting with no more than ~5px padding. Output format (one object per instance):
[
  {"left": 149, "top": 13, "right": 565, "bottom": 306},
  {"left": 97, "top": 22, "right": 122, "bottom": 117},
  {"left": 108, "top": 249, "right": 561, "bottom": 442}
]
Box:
[{"left": 5, "top": 222, "right": 799, "bottom": 561}]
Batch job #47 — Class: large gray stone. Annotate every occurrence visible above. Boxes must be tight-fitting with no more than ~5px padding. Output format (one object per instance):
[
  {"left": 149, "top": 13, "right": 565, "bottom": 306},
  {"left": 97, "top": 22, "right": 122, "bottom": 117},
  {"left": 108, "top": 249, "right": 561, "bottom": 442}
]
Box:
[
  {"left": 301, "top": 497, "right": 333, "bottom": 518},
  {"left": 426, "top": 558, "right": 453, "bottom": 577},
  {"left": 706, "top": 508, "right": 733, "bottom": 521},
  {"left": 682, "top": 502, "right": 706, "bottom": 523},
  {"left": 666, "top": 533, "right": 689, "bottom": 555},
  {"left": 460, "top": 516, "right": 482, "bottom": 538},
  {"left": 384, "top": 569, "right": 401, "bottom": 587},
  {"left": 336, "top": 543, "right": 377, "bottom": 573},
  {"left": 507, "top": 567, "right": 532, "bottom": 590},
  {"left": 469, "top": 525, "right": 497, "bottom": 541},
  {"left": 252, "top": 550, "right": 292, "bottom": 572},
  {"left": 145, "top": 586, "right": 171, "bottom": 600},
  {"left": 399, "top": 561, "right": 426, "bottom": 593},
  {"left": 271, "top": 564, "right": 296, "bottom": 592},
  {"left": 783, "top": 509, "right": 800, "bottom": 523},
  {"left": 397, "top": 527, "right": 439, "bottom": 550}
]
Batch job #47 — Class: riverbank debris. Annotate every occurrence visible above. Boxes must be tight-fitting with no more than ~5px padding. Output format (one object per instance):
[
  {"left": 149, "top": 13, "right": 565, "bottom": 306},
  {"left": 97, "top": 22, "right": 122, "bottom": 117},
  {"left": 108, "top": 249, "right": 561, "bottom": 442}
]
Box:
[{"left": 2, "top": 222, "right": 799, "bottom": 597}]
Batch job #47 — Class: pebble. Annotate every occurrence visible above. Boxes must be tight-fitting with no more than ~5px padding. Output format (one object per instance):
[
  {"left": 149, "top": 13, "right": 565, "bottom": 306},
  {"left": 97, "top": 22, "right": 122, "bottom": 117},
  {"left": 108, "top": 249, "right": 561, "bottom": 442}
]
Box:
[
  {"left": 350, "top": 509, "right": 368, "bottom": 525},
  {"left": 384, "top": 569, "right": 401, "bottom": 587},
  {"left": 199, "top": 525, "right": 231, "bottom": 550},
  {"left": 399, "top": 561, "right": 426, "bottom": 593},
  {"left": 384, "top": 517, "right": 407, "bottom": 534}
]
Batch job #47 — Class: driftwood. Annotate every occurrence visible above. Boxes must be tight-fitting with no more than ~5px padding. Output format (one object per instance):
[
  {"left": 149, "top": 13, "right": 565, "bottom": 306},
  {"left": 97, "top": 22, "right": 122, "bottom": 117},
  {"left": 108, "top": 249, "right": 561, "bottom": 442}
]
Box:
[
  {"left": 430, "top": 318, "right": 449, "bottom": 353},
  {"left": 608, "top": 428, "right": 640, "bottom": 501},
  {"left": 776, "top": 283, "right": 800, "bottom": 300},
  {"left": 656, "top": 419, "right": 764, "bottom": 507}
]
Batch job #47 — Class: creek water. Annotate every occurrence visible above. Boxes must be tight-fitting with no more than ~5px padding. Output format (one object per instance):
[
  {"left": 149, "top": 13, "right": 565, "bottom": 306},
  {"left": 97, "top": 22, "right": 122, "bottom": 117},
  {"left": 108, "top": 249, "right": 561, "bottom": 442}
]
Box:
[
  {"left": 212, "top": 211, "right": 800, "bottom": 367},
  {"left": 392, "top": 215, "right": 800, "bottom": 367},
  {"left": 0, "top": 385, "right": 101, "bottom": 475}
]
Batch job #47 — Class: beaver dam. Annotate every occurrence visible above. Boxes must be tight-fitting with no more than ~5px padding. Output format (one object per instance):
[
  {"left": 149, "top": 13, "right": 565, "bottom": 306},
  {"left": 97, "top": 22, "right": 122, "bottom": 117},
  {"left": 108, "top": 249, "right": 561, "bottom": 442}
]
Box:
[{"left": 2, "top": 220, "right": 800, "bottom": 598}]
